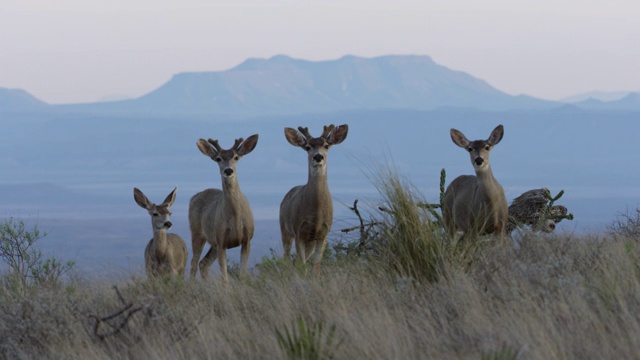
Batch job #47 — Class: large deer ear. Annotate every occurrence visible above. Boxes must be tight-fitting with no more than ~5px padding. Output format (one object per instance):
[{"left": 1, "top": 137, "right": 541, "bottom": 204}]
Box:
[
  {"left": 487, "top": 124, "right": 504, "bottom": 146},
  {"left": 450, "top": 128, "right": 470, "bottom": 148},
  {"left": 162, "top": 187, "right": 177, "bottom": 207},
  {"left": 284, "top": 128, "right": 306, "bottom": 147},
  {"left": 133, "top": 187, "right": 152, "bottom": 210},
  {"left": 196, "top": 139, "right": 218, "bottom": 158},
  {"left": 238, "top": 134, "right": 259, "bottom": 156},
  {"left": 328, "top": 124, "right": 348, "bottom": 145}
]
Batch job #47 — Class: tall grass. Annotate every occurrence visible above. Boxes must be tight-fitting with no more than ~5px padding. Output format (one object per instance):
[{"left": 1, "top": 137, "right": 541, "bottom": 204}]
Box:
[
  {"left": 366, "top": 165, "right": 497, "bottom": 284},
  {"left": 2, "top": 170, "right": 640, "bottom": 358}
]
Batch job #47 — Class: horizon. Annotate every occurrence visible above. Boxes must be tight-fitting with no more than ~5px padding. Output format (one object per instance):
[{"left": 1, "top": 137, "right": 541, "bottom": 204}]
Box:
[{"left": 1, "top": 1, "right": 639, "bottom": 104}]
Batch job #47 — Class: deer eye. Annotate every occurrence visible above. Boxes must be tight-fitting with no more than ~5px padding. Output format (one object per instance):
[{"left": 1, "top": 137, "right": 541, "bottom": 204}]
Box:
[
  {"left": 485, "top": 145, "right": 490, "bottom": 150},
  {"left": 214, "top": 157, "right": 222, "bottom": 162},
  {"left": 153, "top": 213, "right": 159, "bottom": 217},
  {"left": 324, "top": 144, "right": 330, "bottom": 149},
  {"left": 234, "top": 155, "right": 239, "bottom": 161},
  {"left": 467, "top": 147, "right": 473, "bottom": 152},
  {"left": 304, "top": 145, "right": 311, "bottom": 151}
]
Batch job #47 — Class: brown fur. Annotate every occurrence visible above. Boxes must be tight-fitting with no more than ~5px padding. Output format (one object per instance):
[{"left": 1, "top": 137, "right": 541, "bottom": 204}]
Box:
[
  {"left": 442, "top": 125, "right": 508, "bottom": 242},
  {"left": 279, "top": 124, "right": 348, "bottom": 275},
  {"left": 134, "top": 187, "right": 188, "bottom": 278},
  {"left": 189, "top": 134, "right": 258, "bottom": 281}
]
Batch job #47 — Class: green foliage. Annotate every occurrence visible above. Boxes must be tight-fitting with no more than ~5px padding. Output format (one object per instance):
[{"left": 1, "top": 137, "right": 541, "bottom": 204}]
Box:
[
  {"left": 368, "top": 167, "right": 488, "bottom": 283},
  {"left": 276, "top": 317, "right": 341, "bottom": 360},
  {"left": 0, "top": 218, "right": 74, "bottom": 292},
  {"left": 481, "top": 345, "right": 521, "bottom": 360}
]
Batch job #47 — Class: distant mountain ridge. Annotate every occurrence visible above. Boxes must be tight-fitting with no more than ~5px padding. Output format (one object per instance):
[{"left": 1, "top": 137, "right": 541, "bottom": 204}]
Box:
[
  {"left": 0, "top": 88, "right": 47, "bottom": 112},
  {"left": 1, "top": 55, "right": 639, "bottom": 116}
]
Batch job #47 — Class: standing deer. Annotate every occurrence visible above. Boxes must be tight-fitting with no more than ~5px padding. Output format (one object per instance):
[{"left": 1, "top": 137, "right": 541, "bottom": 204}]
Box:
[
  {"left": 189, "top": 134, "right": 259, "bottom": 281},
  {"left": 280, "top": 124, "right": 349, "bottom": 275},
  {"left": 133, "top": 187, "right": 188, "bottom": 278},
  {"left": 442, "top": 124, "right": 508, "bottom": 242}
]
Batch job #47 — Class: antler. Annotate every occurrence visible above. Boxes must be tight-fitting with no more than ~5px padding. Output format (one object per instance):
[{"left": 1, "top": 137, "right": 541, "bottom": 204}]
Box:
[
  {"left": 297, "top": 126, "right": 313, "bottom": 140},
  {"left": 207, "top": 139, "right": 223, "bottom": 152},
  {"left": 321, "top": 124, "right": 335, "bottom": 139},
  {"left": 232, "top": 137, "right": 244, "bottom": 151}
]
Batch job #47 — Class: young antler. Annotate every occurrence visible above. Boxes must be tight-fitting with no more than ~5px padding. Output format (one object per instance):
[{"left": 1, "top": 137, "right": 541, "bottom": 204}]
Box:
[
  {"left": 207, "top": 139, "right": 223, "bottom": 152},
  {"left": 321, "top": 125, "right": 335, "bottom": 139},
  {"left": 232, "top": 138, "right": 245, "bottom": 152},
  {"left": 297, "top": 126, "right": 313, "bottom": 140}
]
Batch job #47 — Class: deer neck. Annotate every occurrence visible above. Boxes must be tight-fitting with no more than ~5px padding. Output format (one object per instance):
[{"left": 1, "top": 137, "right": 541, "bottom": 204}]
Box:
[
  {"left": 221, "top": 177, "right": 245, "bottom": 215},
  {"left": 475, "top": 167, "right": 502, "bottom": 200},
  {"left": 153, "top": 228, "right": 169, "bottom": 255},
  {"left": 306, "top": 165, "right": 330, "bottom": 199}
]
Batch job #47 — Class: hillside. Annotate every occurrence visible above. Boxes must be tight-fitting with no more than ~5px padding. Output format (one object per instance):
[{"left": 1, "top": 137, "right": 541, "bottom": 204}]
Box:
[
  {"left": 0, "top": 87, "right": 48, "bottom": 112},
  {"left": 4, "top": 55, "right": 561, "bottom": 116}
]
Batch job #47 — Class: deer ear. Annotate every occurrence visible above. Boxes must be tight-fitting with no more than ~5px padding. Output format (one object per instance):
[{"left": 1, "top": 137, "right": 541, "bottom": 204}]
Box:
[
  {"left": 487, "top": 124, "right": 504, "bottom": 146},
  {"left": 134, "top": 187, "right": 152, "bottom": 210},
  {"left": 162, "top": 187, "right": 177, "bottom": 207},
  {"left": 238, "top": 134, "right": 259, "bottom": 156},
  {"left": 284, "top": 128, "right": 306, "bottom": 147},
  {"left": 328, "top": 124, "right": 348, "bottom": 145},
  {"left": 196, "top": 139, "right": 217, "bottom": 158},
  {"left": 450, "top": 128, "right": 469, "bottom": 148}
]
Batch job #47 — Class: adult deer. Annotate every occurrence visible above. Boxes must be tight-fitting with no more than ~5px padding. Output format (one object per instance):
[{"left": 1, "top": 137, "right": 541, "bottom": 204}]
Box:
[
  {"left": 280, "top": 124, "right": 348, "bottom": 275},
  {"left": 189, "top": 134, "right": 259, "bottom": 281},
  {"left": 133, "top": 187, "right": 188, "bottom": 277},
  {"left": 442, "top": 124, "right": 508, "bottom": 242}
]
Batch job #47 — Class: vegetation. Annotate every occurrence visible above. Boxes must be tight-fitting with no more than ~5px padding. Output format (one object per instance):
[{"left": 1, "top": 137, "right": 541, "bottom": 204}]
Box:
[
  {"left": 1, "top": 172, "right": 639, "bottom": 359},
  {"left": 0, "top": 218, "right": 74, "bottom": 293}
]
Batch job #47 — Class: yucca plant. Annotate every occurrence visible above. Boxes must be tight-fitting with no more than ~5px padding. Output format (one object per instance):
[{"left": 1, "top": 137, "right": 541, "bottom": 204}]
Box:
[{"left": 275, "top": 317, "right": 341, "bottom": 360}]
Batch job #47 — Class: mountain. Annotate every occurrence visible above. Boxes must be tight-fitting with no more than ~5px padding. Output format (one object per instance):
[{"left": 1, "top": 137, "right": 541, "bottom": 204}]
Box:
[
  {"left": 0, "top": 87, "right": 48, "bottom": 112},
  {"left": 45, "top": 55, "right": 559, "bottom": 116},
  {"left": 574, "top": 92, "right": 640, "bottom": 111},
  {"left": 561, "top": 90, "right": 633, "bottom": 103}
]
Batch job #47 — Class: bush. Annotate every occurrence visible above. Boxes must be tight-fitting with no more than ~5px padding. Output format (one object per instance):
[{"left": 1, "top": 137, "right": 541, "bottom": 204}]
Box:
[
  {"left": 609, "top": 206, "right": 640, "bottom": 238},
  {"left": 0, "top": 218, "right": 74, "bottom": 292}
]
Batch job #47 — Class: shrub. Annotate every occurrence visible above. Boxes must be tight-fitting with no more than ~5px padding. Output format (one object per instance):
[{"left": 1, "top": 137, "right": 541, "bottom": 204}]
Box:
[
  {"left": 609, "top": 206, "right": 640, "bottom": 239},
  {"left": 0, "top": 218, "right": 74, "bottom": 292}
]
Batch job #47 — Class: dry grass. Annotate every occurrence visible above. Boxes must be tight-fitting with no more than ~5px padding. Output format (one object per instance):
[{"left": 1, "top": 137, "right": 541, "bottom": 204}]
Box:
[
  {"left": 2, "top": 172, "right": 640, "bottom": 359},
  {"left": 2, "top": 234, "right": 640, "bottom": 359}
]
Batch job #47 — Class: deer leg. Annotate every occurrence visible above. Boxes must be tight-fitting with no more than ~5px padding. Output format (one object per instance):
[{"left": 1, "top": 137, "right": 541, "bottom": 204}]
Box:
[
  {"left": 310, "top": 239, "right": 327, "bottom": 277},
  {"left": 282, "top": 233, "right": 293, "bottom": 262},
  {"left": 240, "top": 241, "right": 250, "bottom": 276},
  {"left": 304, "top": 241, "right": 316, "bottom": 262},
  {"left": 294, "top": 239, "right": 306, "bottom": 267},
  {"left": 198, "top": 245, "right": 218, "bottom": 280},
  {"left": 218, "top": 246, "right": 228, "bottom": 282},
  {"left": 190, "top": 233, "right": 207, "bottom": 278}
]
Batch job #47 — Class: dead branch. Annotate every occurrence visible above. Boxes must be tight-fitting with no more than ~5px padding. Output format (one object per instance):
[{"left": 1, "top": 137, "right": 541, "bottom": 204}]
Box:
[{"left": 89, "top": 286, "right": 143, "bottom": 341}]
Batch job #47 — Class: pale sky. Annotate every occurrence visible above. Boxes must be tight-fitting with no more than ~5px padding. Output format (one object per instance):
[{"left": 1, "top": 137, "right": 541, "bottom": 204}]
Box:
[{"left": 1, "top": 0, "right": 639, "bottom": 104}]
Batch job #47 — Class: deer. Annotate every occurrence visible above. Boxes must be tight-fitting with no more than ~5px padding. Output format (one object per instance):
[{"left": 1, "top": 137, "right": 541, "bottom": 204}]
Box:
[
  {"left": 279, "top": 124, "right": 349, "bottom": 275},
  {"left": 442, "top": 124, "right": 508, "bottom": 242},
  {"left": 188, "top": 134, "right": 259, "bottom": 281},
  {"left": 133, "top": 187, "right": 188, "bottom": 278}
]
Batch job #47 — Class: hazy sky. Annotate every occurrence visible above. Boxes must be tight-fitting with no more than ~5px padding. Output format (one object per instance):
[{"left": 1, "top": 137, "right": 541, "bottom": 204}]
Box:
[{"left": 1, "top": 0, "right": 638, "bottom": 104}]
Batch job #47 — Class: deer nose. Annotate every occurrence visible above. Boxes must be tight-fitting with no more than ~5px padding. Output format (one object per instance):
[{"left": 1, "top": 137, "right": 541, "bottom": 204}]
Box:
[
  {"left": 474, "top": 157, "right": 484, "bottom": 166},
  {"left": 164, "top": 221, "right": 172, "bottom": 229},
  {"left": 224, "top": 168, "right": 234, "bottom": 176},
  {"left": 313, "top": 154, "right": 324, "bottom": 163}
]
